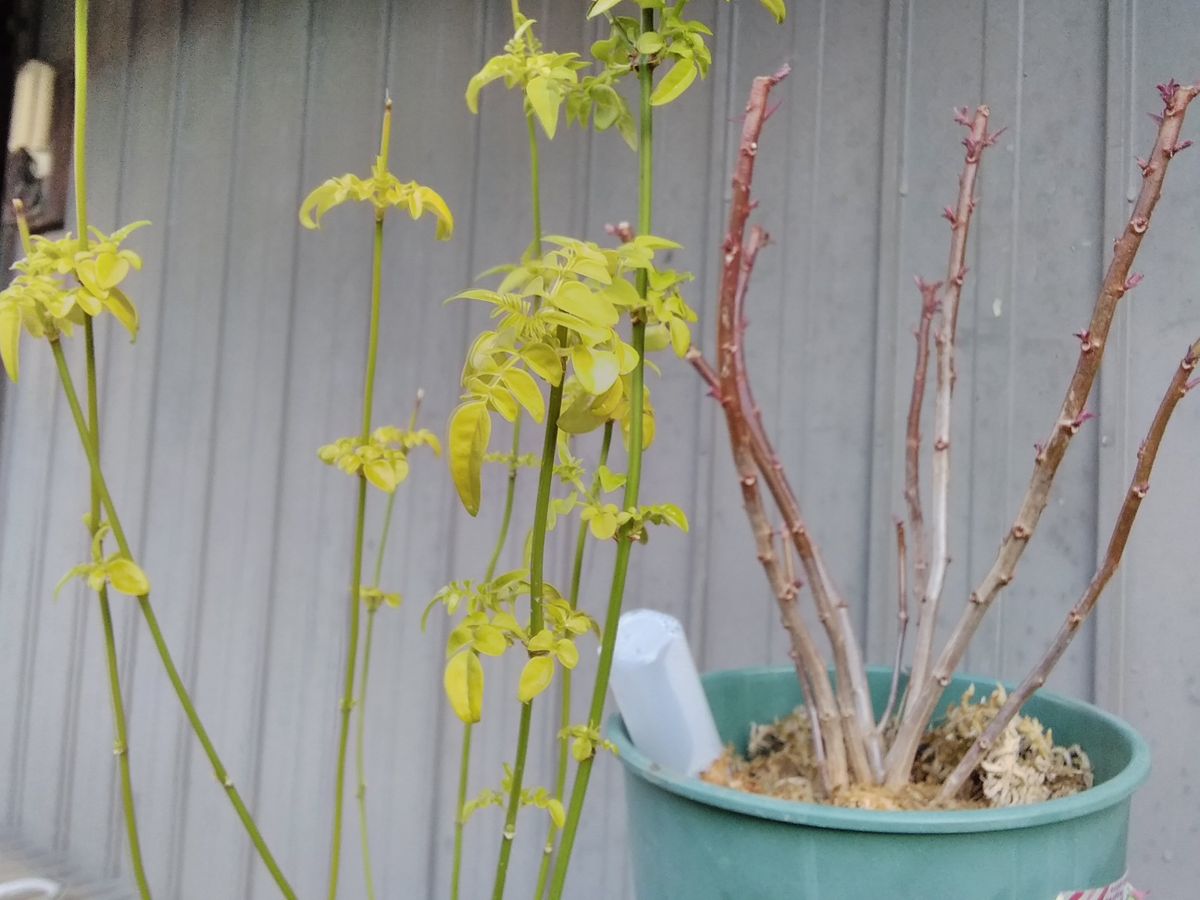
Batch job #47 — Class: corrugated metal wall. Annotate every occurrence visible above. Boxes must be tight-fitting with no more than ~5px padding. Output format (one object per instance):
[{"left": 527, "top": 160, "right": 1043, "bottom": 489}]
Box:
[{"left": 1, "top": 0, "right": 1198, "bottom": 897}]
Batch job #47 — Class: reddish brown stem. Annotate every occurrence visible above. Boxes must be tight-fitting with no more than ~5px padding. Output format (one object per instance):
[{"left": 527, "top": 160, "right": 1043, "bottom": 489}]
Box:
[
  {"left": 938, "top": 337, "right": 1200, "bottom": 801},
  {"left": 706, "top": 65, "right": 880, "bottom": 782},
  {"left": 887, "top": 81, "right": 1200, "bottom": 787},
  {"left": 688, "top": 286, "right": 847, "bottom": 789},
  {"left": 902, "top": 278, "right": 939, "bottom": 593},
  {"left": 906, "top": 106, "right": 995, "bottom": 713}
]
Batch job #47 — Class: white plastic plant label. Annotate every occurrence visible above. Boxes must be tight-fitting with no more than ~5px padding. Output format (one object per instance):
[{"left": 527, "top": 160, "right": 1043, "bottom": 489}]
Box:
[
  {"left": 610, "top": 609, "right": 723, "bottom": 777},
  {"left": 1055, "top": 872, "right": 1145, "bottom": 899}
]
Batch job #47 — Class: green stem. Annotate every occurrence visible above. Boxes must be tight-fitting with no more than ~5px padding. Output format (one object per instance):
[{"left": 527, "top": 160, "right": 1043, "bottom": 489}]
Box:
[
  {"left": 49, "top": 341, "right": 297, "bottom": 899},
  {"left": 99, "top": 587, "right": 152, "bottom": 897},
  {"left": 491, "top": 350, "right": 566, "bottom": 900},
  {"left": 525, "top": 113, "right": 543, "bottom": 261},
  {"left": 450, "top": 721, "right": 473, "bottom": 900},
  {"left": 354, "top": 484, "right": 399, "bottom": 900},
  {"left": 548, "top": 12, "right": 655, "bottom": 897},
  {"left": 484, "top": 108, "right": 548, "bottom": 900},
  {"left": 355, "top": 606, "right": 379, "bottom": 900},
  {"left": 453, "top": 410, "right": 523, "bottom": 900},
  {"left": 74, "top": 0, "right": 89, "bottom": 242},
  {"left": 484, "top": 423, "right": 523, "bottom": 583},
  {"left": 327, "top": 102, "right": 390, "bottom": 900},
  {"left": 71, "top": 3, "right": 149, "bottom": 892},
  {"left": 533, "top": 424, "right": 613, "bottom": 899}
]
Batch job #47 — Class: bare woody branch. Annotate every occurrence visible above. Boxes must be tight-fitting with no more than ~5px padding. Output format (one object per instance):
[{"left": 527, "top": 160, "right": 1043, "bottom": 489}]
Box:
[
  {"left": 886, "top": 81, "right": 1200, "bottom": 787},
  {"left": 902, "top": 277, "right": 940, "bottom": 618},
  {"left": 689, "top": 343, "right": 848, "bottom": 792},
  {"left": 878, "top": 521, "right": 910, "bottom": 730},
  {"left": 780, "top": 525, "right": 832, "bottom": 790},
  {"left": 938, "top": 337, "right": 1200, "bottom": 801},
  {"left": 696, "top": 64, "right": 883, "bottom": 782},
  {"left": 906, "top": 107, "right": 999, "bottom": 711}
]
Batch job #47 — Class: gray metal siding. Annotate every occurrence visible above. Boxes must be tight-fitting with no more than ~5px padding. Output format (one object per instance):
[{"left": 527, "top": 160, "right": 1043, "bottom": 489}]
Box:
[{"left": 1, "top": 0, "right": 1198, "bottom": 896}]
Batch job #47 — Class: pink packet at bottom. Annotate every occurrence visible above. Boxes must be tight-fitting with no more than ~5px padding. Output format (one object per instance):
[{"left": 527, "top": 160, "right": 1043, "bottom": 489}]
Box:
[{"left": 1056, "top": 872, "right": 1146, "bottom": 900}]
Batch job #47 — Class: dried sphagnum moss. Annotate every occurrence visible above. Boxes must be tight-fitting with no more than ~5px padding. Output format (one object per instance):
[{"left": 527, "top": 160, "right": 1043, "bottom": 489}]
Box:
[{"left": 701, "top": 685, "right": 1093, "bottom": 810}]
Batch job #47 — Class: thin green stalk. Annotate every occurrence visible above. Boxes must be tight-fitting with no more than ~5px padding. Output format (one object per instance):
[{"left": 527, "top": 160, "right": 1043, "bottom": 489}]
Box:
[
  {"left": 328, "top": 128, "right": 388, "bottom": 899},
  {"left": 491, "top": 350, "right": 566, "bottom": 900},
  {"left": 355, "top": 605, "right": 379, "bottom": 900},
  {"left": 485, "top": 422, "right": 523, "bottom": 582},
  {"left": 491, "top": 328, "right": 565, "bottom": 899},
  {"left": 534, "top": 423, "right": 613, "bottom": 898},
  {"left": 450, "top": 720, "right": 473, "bottom": 900},
  {"left": 548, "top": 11, "right": 655, "bottom": 897},
  {"left": 97, "top": 586, "right": 151, "bottom": 897},
  {"left": 354, "top": 481, "right": 400, "bottom": 900},
  {"left": 452, "top": 414, "right": 524, "bottom": 900},
  {"left": 48, "top": 340, "right": 297, "bottom": 899},
  {"left": 68, "top": 3, "right": 149, "bottom": 892},
  {"left": 74, "top": 0, "right": 89, "bottom": 241}
]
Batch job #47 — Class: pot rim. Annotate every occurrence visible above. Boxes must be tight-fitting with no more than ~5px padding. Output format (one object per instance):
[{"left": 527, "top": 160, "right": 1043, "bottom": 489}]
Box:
[{"left": 606, "top": 666, "right": 1151, "bottom": 835}]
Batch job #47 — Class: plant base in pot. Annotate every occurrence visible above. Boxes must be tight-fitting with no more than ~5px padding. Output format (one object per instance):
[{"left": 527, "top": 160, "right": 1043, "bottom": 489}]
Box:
[{"left": 608, "top": 667, "right": 1148, "bottom": 900}]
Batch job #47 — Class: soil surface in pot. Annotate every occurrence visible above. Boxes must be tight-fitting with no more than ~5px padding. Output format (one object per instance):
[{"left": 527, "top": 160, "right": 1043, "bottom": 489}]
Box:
[{"left": 701, "top": 684, "right": 1094, "bottom": 811}]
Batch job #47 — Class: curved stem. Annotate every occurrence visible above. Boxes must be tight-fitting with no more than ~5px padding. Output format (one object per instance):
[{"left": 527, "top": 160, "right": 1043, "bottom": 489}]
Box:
[
  {"left": 534, "top": 423, "right": 612, "bottom": 898},
  {"left": 487, "top": 105, "right": 549, "bottom": 900},
  {"left": 49, "top": 341, "right": 297, "bottom": 898},
  {"left": 548, "top": 14, "right": 654, "bottom": 895}
]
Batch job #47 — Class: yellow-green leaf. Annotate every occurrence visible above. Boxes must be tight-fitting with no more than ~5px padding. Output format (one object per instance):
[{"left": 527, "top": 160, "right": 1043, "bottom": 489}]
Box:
[
  {"left": 590, "top": 378, "right": 624, "bottom": 419},
  {"left": 527, "top": 629, "right": 555, "bottom": 653},
  {"left": 54, "top": 563, "right": 93, "bottom": 598},
  {"left": 105, "top": 558, "right": 151, "bottom": 597},
  {"left": 521, "top": 342, "right": 562, "bottom": 385},
  {"left": 668, "top": 317, "right": 690, "bottom": 357},
  {"left": 444, "top": 651, "right": 484, "bottom": 724},
  {"left": 298, "top": 181, "right": 340, "bottom": 229},
  {"left": 448, "top": 400, "right": 492, "bottom": 516},
  {"left": 635, "top": 31, "right": 663, "bottom": 55},
  {"left": 759, "top": 0, "right": 787, "bottom": 24},
  {"left": 547, "top": 798, "right": 565, "bottom": 828},
  {"left": 416, "top": 186, "right": 455, "bottom": 240},
  {"left": 650, "top": 58, "right": 697, "bottom": 107},
  {"left": 103, "top": 289, "right": 140, "bottom": 339},
  {"left": 473, "top": 625, "right": 508, "bottom": 657},
  {"left": 518, "top": 655, "right": 555, "bottom": 703},
  {"left": 526, "top": 75, "right": 560, "bottom": 140},
  {"left": 363, "top": 459, "right": 399, "bottom": 493},
  {"left": 554, "top": 639, "right": 579, "bottom": 670},
  {"left": 571, "top": 345, "right": 619, "bottom": 395},
  {"left": 0, "top": 303, "right": 21, "bottom": 383},
  {"left": 552, "top": 281, "right": 618, "bottom": 327},
  {"left": 94, "top": 252, "right": 130, "bottom": 290},
  {"left": 587, "top": 0, "right": 623, "bottom": 17},
  {"left": 588, "top": 509, "right": 618, "bottom": 540},
  {"left": 501, "top": 368, "right": 545, "bottom": 423},
  {"left": 488, "top": 384, "right": 519, "bottom": 422}
]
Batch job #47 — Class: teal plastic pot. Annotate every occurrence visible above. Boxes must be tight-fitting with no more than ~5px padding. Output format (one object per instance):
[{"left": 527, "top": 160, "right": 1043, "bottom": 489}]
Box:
[{"left": 607, "top": 667, "right": 1150, "bottom": 900}]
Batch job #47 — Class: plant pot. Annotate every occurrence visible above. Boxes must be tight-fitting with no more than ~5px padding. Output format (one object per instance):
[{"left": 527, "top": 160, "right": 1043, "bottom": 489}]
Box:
[{"left": 607, "top": 666, "right": 1150, "bottom": 900}]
